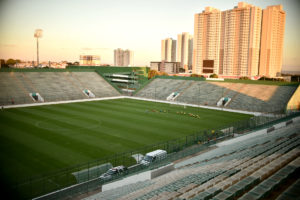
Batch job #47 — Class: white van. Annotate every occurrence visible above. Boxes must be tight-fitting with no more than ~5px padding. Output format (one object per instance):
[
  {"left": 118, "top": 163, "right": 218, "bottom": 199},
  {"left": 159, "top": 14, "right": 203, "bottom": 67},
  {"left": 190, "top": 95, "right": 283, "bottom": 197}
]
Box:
[{"left": 140, "top": 149, "right": 167, "bottom": 166}]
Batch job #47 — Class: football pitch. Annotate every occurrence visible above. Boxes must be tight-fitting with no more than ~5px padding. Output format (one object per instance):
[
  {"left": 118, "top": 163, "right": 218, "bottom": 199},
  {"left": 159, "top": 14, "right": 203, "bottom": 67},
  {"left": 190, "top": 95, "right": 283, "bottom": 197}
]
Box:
[{"left": 0, "top": 98, "right": 252, "bottom": 182}]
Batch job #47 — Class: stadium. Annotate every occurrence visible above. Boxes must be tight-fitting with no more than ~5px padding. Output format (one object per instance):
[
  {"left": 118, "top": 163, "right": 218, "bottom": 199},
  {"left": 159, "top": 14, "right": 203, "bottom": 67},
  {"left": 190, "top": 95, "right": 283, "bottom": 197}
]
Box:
[{"left": 0, "top": 67, "right": 299, "bottom": 200}]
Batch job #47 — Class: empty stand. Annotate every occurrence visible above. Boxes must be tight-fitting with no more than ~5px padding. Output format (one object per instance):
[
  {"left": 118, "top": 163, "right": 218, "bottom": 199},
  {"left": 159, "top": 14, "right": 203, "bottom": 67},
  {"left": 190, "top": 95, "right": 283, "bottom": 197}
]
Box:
[
  {"left": 0, "top": 72, "right": 33, "bottom": 105},
  {"left": 84, "top": 122, "right": 300, "bottom": 200},
  {"left": 71, "top": 72, "right": 120, "bottom": 98},
  {"left": 135, "top": 78, "right": 297, "bottom": 113},
  {"left": 0, "top": 72, "right": 120, "bottom": 105}
]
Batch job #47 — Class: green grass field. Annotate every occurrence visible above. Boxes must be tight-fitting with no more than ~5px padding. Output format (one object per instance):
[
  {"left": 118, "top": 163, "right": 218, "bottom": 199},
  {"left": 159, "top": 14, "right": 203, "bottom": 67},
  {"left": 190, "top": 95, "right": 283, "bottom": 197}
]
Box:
[{"left": 0, "top": 98, "right": 251, "bottom": 183}]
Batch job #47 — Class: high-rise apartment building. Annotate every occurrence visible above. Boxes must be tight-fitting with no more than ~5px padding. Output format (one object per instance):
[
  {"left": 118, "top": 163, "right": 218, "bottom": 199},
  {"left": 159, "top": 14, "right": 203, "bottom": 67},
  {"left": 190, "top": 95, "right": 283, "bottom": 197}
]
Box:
[
  {"left": 177, "top": 32, "right": 193, "bottom": 71},
  {"left": 161, "top": 38, "right": 176, "bottom": 62},
  {"left": 150, "top": 61, "right": 180, "bottom": 74},
  {"left": 192, "top": 2, "right": 285, "bottom": 77},
  {"left": 114, "top": 48, "right": 134, "bottom": 66},
  {"left": 259, "top": 5, "right": 285, "bottom": 77},
  {"left": 123, "top": 49, "right": 134, "bottom": 66},
  {"left": 219, "top": 2, "right": 262, "bottom": 77},
  {"left": 193, "top": 7, "right": 221, "bottom": 75},
  {"left": 114, "top": 48, "right": 123, "bottom": 66}
]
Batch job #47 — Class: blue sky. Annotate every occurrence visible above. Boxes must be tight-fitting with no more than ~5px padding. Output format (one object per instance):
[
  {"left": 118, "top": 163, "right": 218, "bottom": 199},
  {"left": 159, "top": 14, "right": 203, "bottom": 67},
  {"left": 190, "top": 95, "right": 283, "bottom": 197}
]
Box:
[{"left": 0, "top": 0, "right": 299, "bottom": 71}]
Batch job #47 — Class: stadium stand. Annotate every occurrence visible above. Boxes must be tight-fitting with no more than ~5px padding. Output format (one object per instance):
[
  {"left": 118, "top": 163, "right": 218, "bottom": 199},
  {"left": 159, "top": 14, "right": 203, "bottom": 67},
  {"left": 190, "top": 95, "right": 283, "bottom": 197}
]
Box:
[
  {"left": 84, "top": 121, "right": 300, "bottom": 200},
  {"left": 70, "top": 72, "right": 120, "bottom": 97},
  {"left": 1, "top": 70, "right": 299, "bottom": 199},
  {"left": 0, "top": 72, "right": 120, "bottom": 105},
  {"left": 1, "top": 72, "right": 296, "bottom": 113},
  {"left": 275, "top": 179, "right": 300, "bottom": 200},
  {"left": 135, "top": 78, "right": 297, "bottom": 113},
  {"left": 136, "top": 79, "right": 187, "bottom": 100},
  {"left": 177, "top": 82, "right": 224, "bottom": 105},
  {"left": 0, "top": 72, "right": 33, "bottom": 105}
]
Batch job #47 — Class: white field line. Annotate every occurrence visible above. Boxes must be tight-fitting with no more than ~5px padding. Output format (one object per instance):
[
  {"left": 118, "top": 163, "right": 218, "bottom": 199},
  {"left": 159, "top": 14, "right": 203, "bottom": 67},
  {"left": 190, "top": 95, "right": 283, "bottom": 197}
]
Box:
[
  {"left": 3, "top": 95, "right": 264, "bottom": 116},
  {"left": 127, "top": 96, "right": 263, "bottom": 116},
  {"left": 2, "top": 96, "right": 125, "bottom": 109}
]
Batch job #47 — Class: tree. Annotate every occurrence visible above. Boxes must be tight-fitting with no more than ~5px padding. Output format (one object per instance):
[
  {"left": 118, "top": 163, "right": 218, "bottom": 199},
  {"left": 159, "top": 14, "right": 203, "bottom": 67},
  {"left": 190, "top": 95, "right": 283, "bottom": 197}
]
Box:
[
  {"left": 148, "top": 70, "right": 159, "bottom": 79},
  {"left": 239, "top": 76, "right": 250, "bottom": 80},
  {"left": 209, "top": 74, "right": 218, "bottom": 78},
  {"left": 6, "top": 59, "right": 17, "bottom": 66},
  {"left": 0, "top": 59, "right": 7, "bottom": 68},
  {"left": 159, "top": 72, "right": 169, "bottom": 76},
  {"left": 191, "top": 73, "right": 204, "bottom": 78},
  {"left": 179, "top": 68, "right": 185, "bottom": 73}
]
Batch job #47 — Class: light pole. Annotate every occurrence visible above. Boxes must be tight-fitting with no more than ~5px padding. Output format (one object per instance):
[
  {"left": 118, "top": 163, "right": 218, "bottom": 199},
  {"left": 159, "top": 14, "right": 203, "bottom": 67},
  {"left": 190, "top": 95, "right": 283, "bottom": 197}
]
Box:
[{"left": 34, "top": 29, "right": 43, "bottom": 67}]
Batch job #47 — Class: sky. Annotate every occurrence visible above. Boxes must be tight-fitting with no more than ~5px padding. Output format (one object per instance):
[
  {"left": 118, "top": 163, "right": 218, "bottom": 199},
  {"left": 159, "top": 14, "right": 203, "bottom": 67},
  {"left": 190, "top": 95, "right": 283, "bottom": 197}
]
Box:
[{"left": 0, "top": 0, "right": 299, "bottom": 71}]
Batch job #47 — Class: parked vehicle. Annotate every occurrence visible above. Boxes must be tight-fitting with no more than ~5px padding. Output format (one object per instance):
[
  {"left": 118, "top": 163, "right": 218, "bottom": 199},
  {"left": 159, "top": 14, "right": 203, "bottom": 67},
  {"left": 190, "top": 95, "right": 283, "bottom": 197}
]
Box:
[
  {"left": 99, "top": 165, "right": 127, "bottom": 180},
  {"left": 140, "top": 149, "right": 167, "bottom": 166}
]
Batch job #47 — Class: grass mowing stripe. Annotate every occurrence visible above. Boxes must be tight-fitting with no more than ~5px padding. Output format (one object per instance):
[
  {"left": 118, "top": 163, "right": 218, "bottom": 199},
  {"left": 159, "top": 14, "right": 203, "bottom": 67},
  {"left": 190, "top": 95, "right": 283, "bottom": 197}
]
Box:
[
  {"left": 0, "top": 136, "right": 52, "bottom": 181},
  {"left": 58, "top": 102, "right": 185, "bottom": 139},
  {"left": 8, "top": 108, "right": 108, "bottom": 154},
  {"left": 0, "top": 118, "right": 91, "bottom": 167},
  {"left": 0, "top": 111, "right": 102, "bottom": 169},
  {"left": 65, "top": 104, "right": 194, "bottom": 140},
  {"left": 67, "top": 99, "right": 206, "bottom": 133},
  {"left": 32, "top": 105, "right": 147, "bottom": 148},
  {"left": 12, "top": 103, "right": 150, "bottom": 159},
  {"left": 0, "top": 98, "right": 252, "bottom": 187},
  {"left": 0, "top": 126, "right": 69, "bottom": 179},
  {"left": 16, "top": 108, "right": 122, "bottom": 158}
]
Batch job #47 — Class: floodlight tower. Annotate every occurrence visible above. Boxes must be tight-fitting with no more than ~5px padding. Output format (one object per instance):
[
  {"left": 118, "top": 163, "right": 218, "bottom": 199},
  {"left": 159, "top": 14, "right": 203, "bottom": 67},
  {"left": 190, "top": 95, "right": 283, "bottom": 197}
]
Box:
[{"left": 34, "top": 29, "right": 43, "bottom": 67}]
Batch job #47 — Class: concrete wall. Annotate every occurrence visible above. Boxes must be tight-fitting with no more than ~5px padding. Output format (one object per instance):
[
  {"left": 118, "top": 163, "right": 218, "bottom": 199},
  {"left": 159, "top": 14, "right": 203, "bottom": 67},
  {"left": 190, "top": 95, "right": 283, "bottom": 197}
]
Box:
[
  {"left": 151, "top": 163, "right": 174, "bottom": 179},
  {"left": 286, "top": 85, "right": 300, "bottom": 112}
]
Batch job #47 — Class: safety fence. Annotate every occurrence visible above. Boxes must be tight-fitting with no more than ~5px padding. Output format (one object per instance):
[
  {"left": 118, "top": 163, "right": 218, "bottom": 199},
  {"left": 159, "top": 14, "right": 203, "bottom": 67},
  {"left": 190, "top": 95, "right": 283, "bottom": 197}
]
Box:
[{"left": 10, "top": 111, "right": 300, "bottom": 199}]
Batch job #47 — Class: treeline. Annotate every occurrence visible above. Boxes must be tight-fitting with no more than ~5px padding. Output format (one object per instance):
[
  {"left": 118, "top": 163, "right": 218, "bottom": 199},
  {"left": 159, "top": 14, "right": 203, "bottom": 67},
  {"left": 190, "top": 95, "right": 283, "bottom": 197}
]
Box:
[
  {"left": 148, "top": 70, "right": 220, "bottom": 79},
  {"left": 148, "top": 70, "right": 169, "bottom": 79},
  {"left": 0, "top": 59, "right": 21, "bottom": 68},
  {"left": 240, "top": 76, "right": 287, "bottom": 82}
]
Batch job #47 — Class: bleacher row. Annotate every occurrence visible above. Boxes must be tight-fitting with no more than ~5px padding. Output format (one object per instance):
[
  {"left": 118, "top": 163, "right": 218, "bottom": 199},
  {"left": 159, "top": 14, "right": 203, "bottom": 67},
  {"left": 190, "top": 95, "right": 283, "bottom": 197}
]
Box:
[
  {"left": 85, "top": 122, "right": 300, "bottom": 200},
  {"left": 0, "top": 72, "right": 120, "bottom": 105},
  {"left": 1, "top": 73, "right": 296, "bottom": 113},
  {"left": 135, "top": 78, "right": 296, "bottom": 113}
]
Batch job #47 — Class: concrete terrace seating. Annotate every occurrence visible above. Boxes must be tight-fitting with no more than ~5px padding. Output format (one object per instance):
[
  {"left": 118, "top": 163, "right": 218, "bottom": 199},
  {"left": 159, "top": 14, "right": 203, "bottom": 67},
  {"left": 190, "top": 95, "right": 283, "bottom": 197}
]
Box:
[
  {"left": 70, "top": 72, "right": 120, "bottom": 98},
  {"left": 0, "top": 72, "right": 120, "bottom": 105},
  {"left": 135, "top": 78, "right": 297, "bottom": 113},
  {"left": 85, "top": 180, "right": 152, "bottom": 200},
  {"left": 25, "top": 72, "right": 85, "bottom": 102},
  {"left": 0, "top": 72, "right": 33, "bottom": 105},
  {"left": 238, "top": 157, "right": 300, "bottom": 200},
  {"left": 136, "top": 79, "right": 187, "bottom": 100},
  {"left": 276, "top": 178, "right": 300, "bottom": 200},
  {"left": 83, "top": 122, "right": 300, "bottom": 200},
  {"left": 226, "top": 84, "right": 297, "bottom": 113},
  {"left": 177, "top": 82, "right": 224, "bottom": 105}
]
